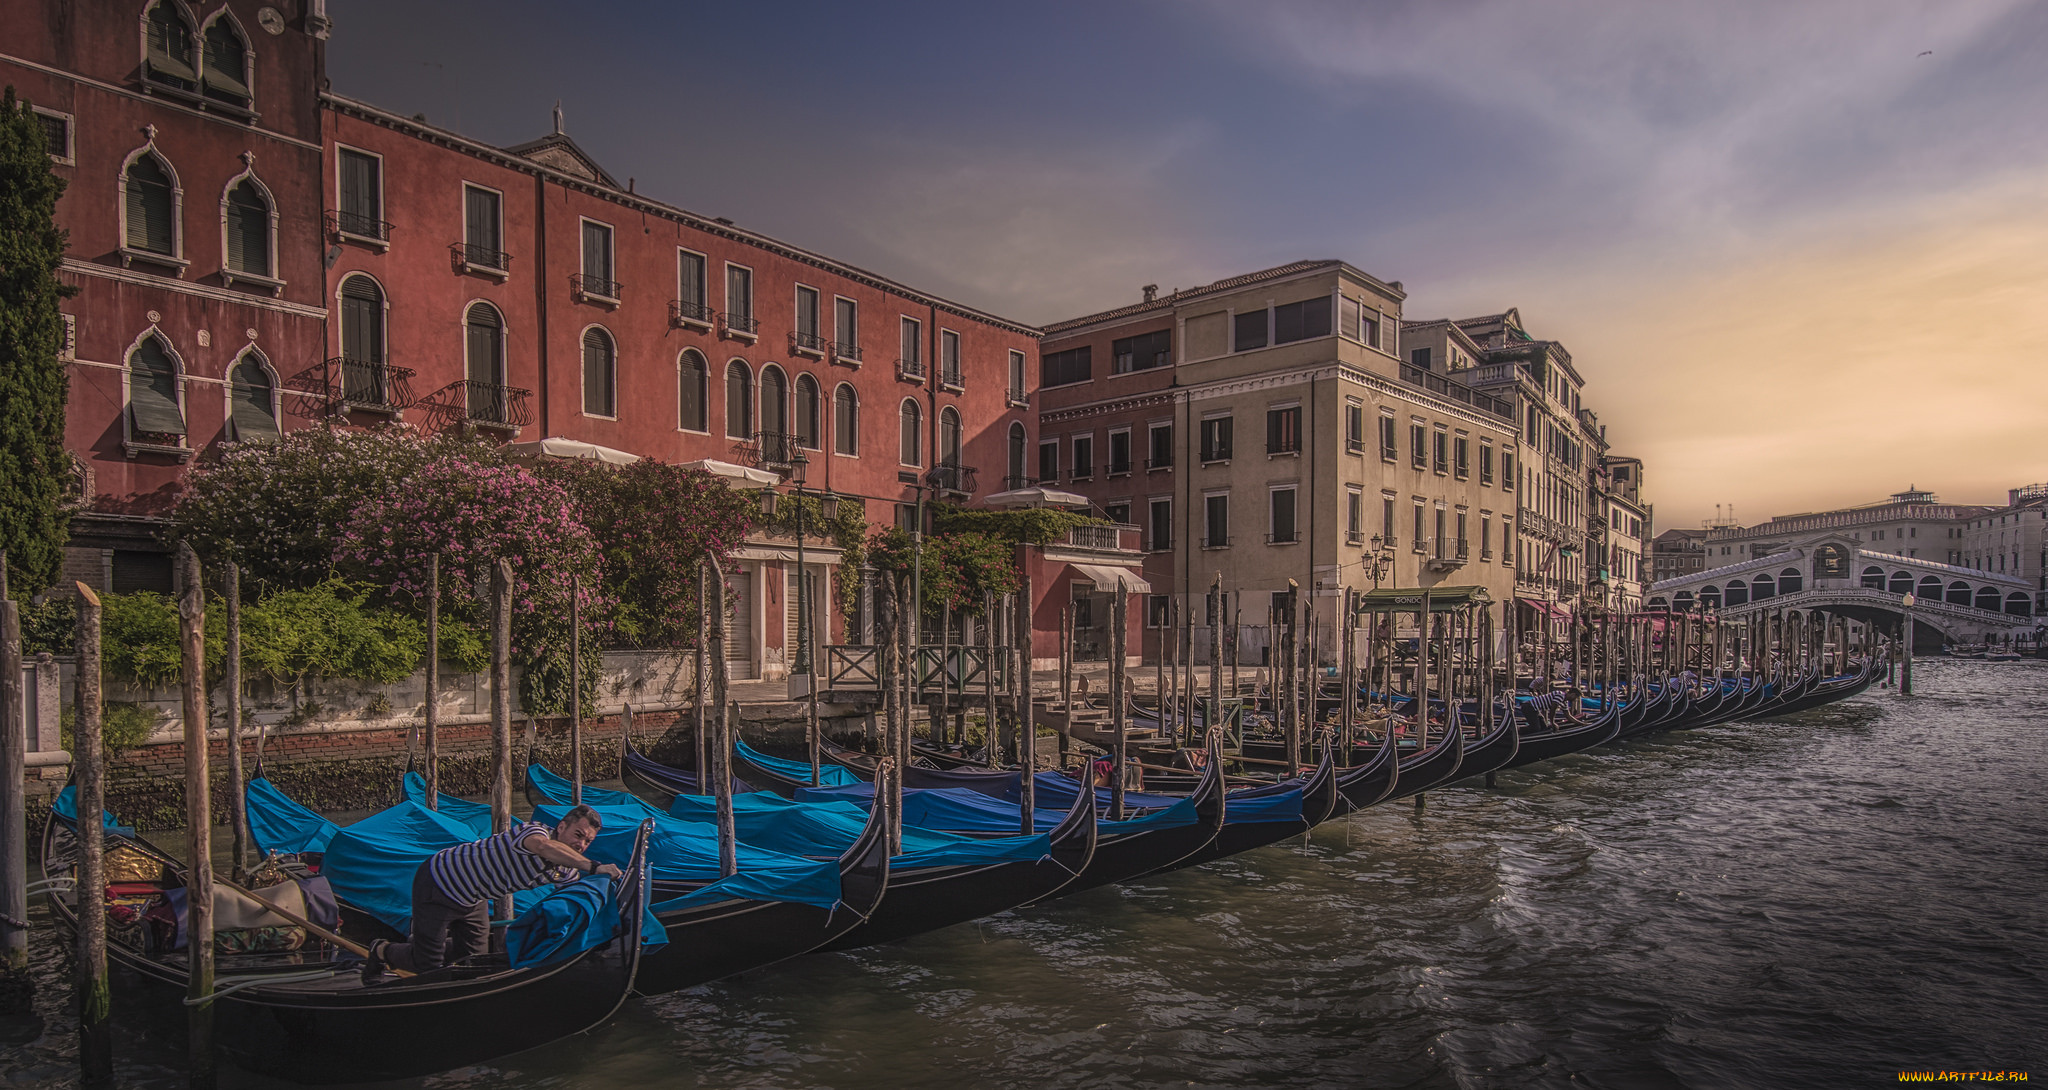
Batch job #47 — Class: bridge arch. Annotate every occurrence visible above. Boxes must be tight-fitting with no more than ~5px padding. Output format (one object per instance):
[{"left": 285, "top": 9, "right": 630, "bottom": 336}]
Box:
[
  {"left": 1975, "top": 586, "right": 2002, "bottom": 612},
  {"left": 1699, "top": 585, "right": 1721, "bottom": 608},
  {"left": 1779, "top": 566, "right": 1803, "bottom": 594},
  {"left": 2007, "top": 592, "right": 2033, "bottom": 617},
  {"left": 1918, "top": 575, "right": 1943, "bottom": 601},
  {"left": 1726, "top": 578, "right": 1749, "bottom": 606},
  {"left": 1947, "top": 580, "right": 1971, "bottom": 606},
  {"left": 1673, "top": 590, "right": 1694, "bottom": 611},
  {"left": 1888, "top": 570, "right": 1914, "bottom": 595},
  {"left": 1861, "top": 565, "right": 1885, "bottom": 590},
  {"left": 1752, "top": 571, "right": 1776, "bottom": 600}
]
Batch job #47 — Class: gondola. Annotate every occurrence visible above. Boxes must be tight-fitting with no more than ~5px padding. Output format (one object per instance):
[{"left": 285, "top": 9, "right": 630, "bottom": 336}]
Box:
[
  {"left": 43, "top": 794, "right": 653, "bottom": 1084},
  {"left": 508, "top": 767, "right": 892, "bottom": 994},
  {"left": 1501, "top": 690, "right": 1622, "bottom": 769},
  {"left": 618, "top": 737, "right": 754, "bottom": 809},
  {"left": 1331, "top": 726, "right": 1401, "bottom": 813},
  {"left": 1382, "top": 716, "right": 1467, "bottom": 802},
  {"left": 1446, "top": 699, "right": 1521, "bottom": 784},
  {"left": 1039, "top": 752, "right": 1227, "bottom": 897},
  {"left": 1145, "top": 746, "right": 1339, "bottom": 875}
]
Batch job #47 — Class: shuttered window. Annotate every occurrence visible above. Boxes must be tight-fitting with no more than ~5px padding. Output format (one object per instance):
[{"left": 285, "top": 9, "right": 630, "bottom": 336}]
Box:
[
  {"left": 1270, "top": 488, "right": 1297, "bottom": 544},
  {"left": 229, "top": 358, "right": 277, "bottom": 440},
  {"left": 678, "top": 250, "right": 706, "bottom": 309},
  {"left": 795, "top": 375, "right": 820, "bottom": 449},
  {"left": 1205, "top": 494, "right": 1229, "bottom": 548},
  {"left": 940, "top": 407, "right": 961, "bottom": 464},
  {"left": 224, "top": 179, "right": 269, "bottom": 275},
  {"left": 340, "top": 276, "right": 383, "bottom": 364},
  {"left": 464, "top": 186, "right": 501, "bottom": 254},
  {"left": 726, "top": 265, "right": 752, "bottom": 321},
  {"left": 1200, "top": 416, "right": 1232, "bottom": 462},
  {"left": 128, "top": 337, "right": 184, "bottom": 436},
  {"left": 337, "top": 149, "right": 381, "bottom": 236},
  {"left": 145, "top": 3, "right": 197, "bottom": 88},
  {"left": 899, "top": 400, "right": 921, "bottom": 466},
  {"left": 1273, "top": 297, "right": 1332, "bottom": 344},
  {"left": 582, "top": 328, "right": 616, "bottom": 417},
  {"left": 581, "top": 221, "right": 614, "bottom": 295},
  {"left": 125, "top": 156, "right": 175, "bottom": 254},
  {"left": 678, "top": 350, "right": 708, "bottom": 432},
  {"left": 466, "top": 304, "right": 506, "bottom": 423},
  {"left": 1266, "top": 406, "right": 1300, "bottom": 454},
  {"left": 201, "top": 19, "right": 250, "bottom": 105},
  {"left": 726, "top": 362, "right": 752, "bottom": 438},
  {"left": 835, "top": 297, "right": 858, "bottom": 353},
  {"left": 834, "top": 384, "right": 858, "bottom": 455},
  {"left": 760, "top": 368, "right": 787, "bottom": 436}
]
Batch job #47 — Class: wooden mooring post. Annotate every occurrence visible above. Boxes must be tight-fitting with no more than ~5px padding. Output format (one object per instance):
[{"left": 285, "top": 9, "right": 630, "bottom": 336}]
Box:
[
  {"left": 0, "top": 590, "right": 28, "bottom": 1018},
  {"left": 490, "top": 559, "right": 513, "bottom": 922},
  {"left": 1016, "top": 573, "right": 1035, "bottom": 835},
  {"left": 569, "top": 573, "right": 583, "bottom": 804},
  {"left": 423, "top": 554, "right": 440, "bottom": 807},
  {"left": 74, "top": 584, "right": 112, "bottom": 1084},
  {"left": 222, "top": 562, "right": 249, "bottom": 879},
  {"left": 177, "top": 544, "right": 217, "bottom": 1087},
  {"left": 708, "top": 559, "right": 736, "bottom": 876}
]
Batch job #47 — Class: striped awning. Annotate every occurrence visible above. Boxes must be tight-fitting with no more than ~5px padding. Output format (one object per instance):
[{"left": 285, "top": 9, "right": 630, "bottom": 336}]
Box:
[{"left": 1070, "top": 563, "right": 1151, "bottom": 595}]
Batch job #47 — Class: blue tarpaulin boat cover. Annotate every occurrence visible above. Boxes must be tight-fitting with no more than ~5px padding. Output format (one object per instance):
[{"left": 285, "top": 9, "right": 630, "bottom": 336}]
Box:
[
  {"left": 1011, "top": 771, "right": 1187, "bottom": 812},
  {"left": 244, "top": 777, "right": 338, "bottom": 855},
  {"left": 797, "top": 780, "right": 1199, "bottom": 838},
  {"left": 50, "top": 785, "right": 136, "bottom": 839},
  {"left": 734, "top": 739, "right": 864, "bottom": 787},
  {"left": 504, "top": 873, "right": 642, "bottom": 969}
]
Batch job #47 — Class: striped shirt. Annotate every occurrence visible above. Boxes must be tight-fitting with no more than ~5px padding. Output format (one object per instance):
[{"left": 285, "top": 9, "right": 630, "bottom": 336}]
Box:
[{"left": 428, "top": 821, "right": 577, "bottom": 907}]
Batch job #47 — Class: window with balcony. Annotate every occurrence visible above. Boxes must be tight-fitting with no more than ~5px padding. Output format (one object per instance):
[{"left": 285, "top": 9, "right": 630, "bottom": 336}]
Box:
[
  {"left": 1071, "top": 435, "right": 1094, "bottom": 481},
  {"left": 1150, "top": 498, "right": 1172, "bottom": 552},
  {"left": 462, "top": 185, "right": 506, "bottom": 271},
  {"left": 1347, "top": 489, "right": 1363, "bottom": 544},
  {"left": 1148, "top": 423, "right": 1173, "bottom": 469},
  {"left": 940, "top": 329, "right": 962, "bottom": 388},
  {"left": 1108, "top": 429, "right": 1132, "bottom": 475},
  {"left": 465, "top": 302, "right": 514, "bottom": 425},
  {"left": 1112, "top": 329, "right": 1171, "bottom": 374},
  {"left": 725, "top": 264, "right": 755, "bottom": 334},
  {"left": 1413, "top": 503, "right": 1426, "bottom": 553},
  {"left": 760, "top": 366, "right": 789, "bottom": 449},
  {"left": 582, "top": 327, "right": 616, "bottom": 417},
  {"left": 1434, "top": 508, "right": 1448, "bottom": 558},
  {"left": 335, "top": 148, "right": 385, "bottom": 242},
  {"left": 1481, "top": 516, "right": 1493, "bottom": 560},
  {"left": 835, "top": 384, "right": 859, "bottom": 455},
  {"left": 1205, "top": 493, "right": 1230, "bottom": 548},
  {"left": 1269, "top": 487, "right": 1297, "bottom": 544},
  {"left": 1379, "top": 414, "right": 1398, "bottom": 462},
  {"left": 1480, "top": 443, "right": 1494, "bottom": 485},
  {"left": 899, "top": 316, "right": 923, "bottom": 378},
  {"left": 675, "top": 249, "right": 710, "bottom": 326},
  {"left": 1345, "top": 402, "right": 1364, "bottom": 453},
  {"left": 678, "top": 348, "right": 708, "bottom": 432},
  {"left": 726, "top": 360, "right": 753, "bottom": 439},
  {"left": 939, "top": 406, "right": 963, "bottom": 470},
  {"left": 1382, "top": 495, "right": 1397, "bottom": 546},
  {"left": 1007, "top": 348, "right": 1028, "bottom": 404},
  {"left": 1266, "top": 405, "right": 1300, "bottom": 455},
  {"left": 1501, "top": 453, "right": 1515, "bottom": 491},
  {"left": 1200, "top": 415, "right": 1232, "bottom": 462},
  {"left": 1456, "top": 511, "right": 1469, "bottom": 558},
  {"left": 834, "top": 296, "right": 859, "bottom": 361},
  {"left": 793, "top": 285, "right": 823, "bottom": 355},
  {"left": 1043, "top": 345, "right": 1091, "bottom": 387},
  {"left": 1273, "top": 297, "right": 1332, "bottom": 344},
  {"left": 1433, "top": 429, "right": 1449, "bottom": 474},
  {"left": 576, "top": 222, "right": 618, "bottom": 300},
  {"left": 338, "top": 274, "right": 389, "bottom": 407}
]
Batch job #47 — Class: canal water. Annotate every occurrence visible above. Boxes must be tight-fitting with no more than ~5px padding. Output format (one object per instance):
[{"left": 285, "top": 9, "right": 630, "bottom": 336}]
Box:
[{"left": 3, "top": 658, "right": 2043, "bottom": 1088}]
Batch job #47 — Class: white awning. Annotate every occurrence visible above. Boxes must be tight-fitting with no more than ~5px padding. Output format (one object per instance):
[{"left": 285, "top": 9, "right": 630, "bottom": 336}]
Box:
[
  {"left": 1070, "top": 563, "right": 1151, "bottom": 595},
  {"left": 508, "top": 437, "right": 642, "bottom": 465},
  {"left": 680, "top": 458, "right": 780, "bottom": 486},
  {"left": 985, "top": 486, "right": 1091, "bottom": 509}
]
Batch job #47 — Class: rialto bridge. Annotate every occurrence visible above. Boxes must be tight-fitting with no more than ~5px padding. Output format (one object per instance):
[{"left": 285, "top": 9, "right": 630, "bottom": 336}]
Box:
[{"left": 1646, "top": 536, "right": 2037, "bottom": 653}]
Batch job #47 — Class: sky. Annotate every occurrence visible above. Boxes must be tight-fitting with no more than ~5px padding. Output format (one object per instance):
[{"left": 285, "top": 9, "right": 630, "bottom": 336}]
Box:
[{"left": 325, "top": 0, "right": 2048, "bottom": 529}]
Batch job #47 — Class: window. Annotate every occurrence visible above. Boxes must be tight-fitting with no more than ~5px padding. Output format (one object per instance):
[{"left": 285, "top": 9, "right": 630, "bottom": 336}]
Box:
[
  {"left": 725, "top": 264, "right": 754, "bottom": 328},
  {"left": 1007, "top": 422, "right": 1026, "bottom": 485},
  {"left": 1200, "top": 415, "right": 1233, "bottom": 462},
  {"left": 834, "top": 384, "right": 859, "bottom": 455},
  {"left": 1501, "top": 453, "right": 1515, "bottom": 491},
  {"left": 144, "top": 2, "right": 197, "bottom": 91},
  {"left": 1413, "top": 503, "right": 1426, "bottom": 553},
  {"left": 1433, "top": 429, "right": 1448, "bottom": 474},
  {"left": 1103, "top": 502, "right": 1131, "bottom": 525},
  {"left": 1382, "top": 495, "right": 1397, "bottom": 545},
  {"left": 1108, "top": 429, "right": 1132, "bottom": 475},
  {"left": 1456, "top": 511, "right": 1468, "bottom": 557},
  {"left": 1146, "top": 596, "right": 1171, "bottom": 629},
  {"left": 1233, "top": 309, "right": 1268, "bottom": 352},
  {"left": 795, "top": 374, "right": 821, "bottom": 449},
  {"left": 835, "top": 297, "right": 858, "bottom": 359},
  {"left": 1269, "top": 487, "right": 1297, "bottom": 544},
  {"left": 199, "top": 15, "right": 250, "bottom": 107},
  {"left": 463, "top": 185, "right": 504, "bottom": 269},
  {"left": 899, "top": 399, "right": 922, "bottom": 465},
  {"left": 1480, "top": 443, "right": 1494, "bottom": 485},
  {"left": 678, "top": 349, "right": 708, "bottom": 432},
  {"left": 1410, "top": 422, "right": 1427, "bottom": 469},
  {"left": 1008, "top": 349, "right": 1027, "bottom": 401},
  {"left": 338, "top": 274, "right": 385, "bottom": 404},
  {"left": 128, "top": 335, "right": 184, "bottom": 437},
  {"left": 1148, "top": 423, "right": 1173, "bottom": 469},
  {"left": 464, "top": 302, "right": 508, "bottom": 423},
  {"left": 899, "top": 316, "right": 922, "bottom": 372},
  {"left": 1339, "top": 296, "right": 1362, "bottom": 342},
  {"left": 760, "top": 366, "right": 788, "bottom": 438},
  {"left": 1454, "top": 437, "right": 1470, "bottom": 480},
  {"left": 1345, "top": 402, "right": 1364, "bottom": 453},
  {"left": 33, "top": 107, "right": 72, "bottom": 164},
  {"left": 336, "top": 148, "right": 383, "bottom": 240},
  {"left": 582, "top": 327, "right": 616, "bottom": 417},
  {"left": 1481, "top": 517, "right": 1493, "bottom": 559},
  {"left": 1112, "top": 329, "right": 1171, "bottom": 374},
  {"left": 1043, "top": 345, "right": 1091, "bottom": 387},
  {"left": 1149, "top": 498, "right": 1172, "bottom": 551},
  {"left": 1411, "top": 346, "right": 1432, "bottom": 371},
  {"left": 580, "top": 220, "right": 617, "bottom": 299},
  {"left": 222, "top": 177, "right": 271, "bottom": 279},
  {"left": 1347, "top": 489, "right": 1363, "bottom": 542},
  {"left": 726, "top": 361, "right": 753, "bottom": 438},
  {"left": 1434, "top": 507, "right": 1447, "bottom": 558},
  {"left": 794, "top": 285, "right": 821, "bottom": 350},
  {"left": 938, "top": 406, "right": 962, "bottom": 466},
  {"left": 1072, "top": 435, "right": 1094, "bottom": 480},
  {"left": 940, "top": 329, "right": 962, "bottom": 388},
  {"left": 676, "top": 249, "right": 708, "bottom": 322},
  {"left": 124, "top": 153, "right": 177, "bottom": 257},
  {"left": 227, "top": 353, "right": 277, "bottom": 441},
  {"left": 1039, "top": 440, "right": 1058, "bottom": 482},
  {"left": 1273, "top": 297, "right": 1332, "bottom": 344},
  {"left": 1379, "top": 414, "right": 1397, "bottom": 462},
  {"left": 1267, "top": 405, "right": 1301, "bottom": 455},
  {"left": 1362, "top": 309, "right": 1381, "bottom": 350},
  {"left": 1205, "top": 493, "right": 1230, "bottom": 548}
]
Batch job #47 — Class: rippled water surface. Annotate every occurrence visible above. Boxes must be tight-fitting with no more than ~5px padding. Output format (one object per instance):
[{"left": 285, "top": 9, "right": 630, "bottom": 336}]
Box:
[{"left": 5, "top": 659, "right": 2045, "bottom": 1088}]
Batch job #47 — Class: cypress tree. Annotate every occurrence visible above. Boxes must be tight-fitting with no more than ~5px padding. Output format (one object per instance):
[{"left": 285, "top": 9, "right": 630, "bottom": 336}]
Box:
[{"left": 0, "top": 87, "right": 74, "bottom": 596}]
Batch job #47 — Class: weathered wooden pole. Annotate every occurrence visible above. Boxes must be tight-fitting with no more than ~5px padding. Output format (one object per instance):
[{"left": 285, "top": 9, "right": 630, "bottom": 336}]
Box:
[
  {"left": 73, "top": 585, "right": 112, "bottom": 1085},
  {"left": 1340, "top": 588, "right": 1356, "bottom": 761},
  {"left": 1057, "top": 602, "right": 1072, "bottom": 769},
  {"left": 695, "top": 563, "right": 710, "bottom": 792},
  {"left": 891, "top": 576, "right": 910, "bottom": 853},
  {"left": 568, "top": 573, "right": 583, "bottom": 804},
  {"left": 983, "top": 590, "right": 998, "bottom": 768},
  {"left": 1016, "top": 574, "right": 1035, "bottom": 835},
  {"left": 222, "top": 562, "right": 249, "bottom": 879},
  {"left": 489, "top": 559, "right": 513, "bottom": 836},
  {"left": 0, "top": 595, "right": 26, "bottom": 1003},
  {"left": 176, "top": 544, "right": 217, "bottom": 1087},
  {"left": 1414, "top": 589, "right": 1433, "bottom": 810},
  {"left": 1900, "top": 598, "right": 1915, "bottom": 696},
  {"left": 423, "top": 553, "right": 440, "bottom": 807},
  {"left": 1209, "top": 576, "right": 1224, "bottom": 748},
  {"left": 807, "top": 578, "right": 822, "bottom": 786},
  {"left": 1109, "top": 580, "right": 1128, "bottom": 821},
  {"left": 708, "top": 559, "right": 736, "bottom": 875}
]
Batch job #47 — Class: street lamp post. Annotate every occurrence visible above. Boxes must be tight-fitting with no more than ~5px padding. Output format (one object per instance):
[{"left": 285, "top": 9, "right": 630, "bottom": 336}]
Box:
[{"left": 764, "top": 451, "right": 839, "bottom": 687}]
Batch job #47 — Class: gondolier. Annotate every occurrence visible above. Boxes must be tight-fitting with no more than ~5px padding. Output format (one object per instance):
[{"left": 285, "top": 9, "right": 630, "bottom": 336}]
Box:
[{"left": 366, "top": 805, "right": 620, "bottom": 977}]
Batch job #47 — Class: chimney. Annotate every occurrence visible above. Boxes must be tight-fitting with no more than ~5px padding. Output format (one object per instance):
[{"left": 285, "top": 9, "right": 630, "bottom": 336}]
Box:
[
  {"left": 2012, "top": 488, "right": 2022, "bottom": 506},
  {"left": 1142, "top": 284, "right": 1158, "bottom": 304}
]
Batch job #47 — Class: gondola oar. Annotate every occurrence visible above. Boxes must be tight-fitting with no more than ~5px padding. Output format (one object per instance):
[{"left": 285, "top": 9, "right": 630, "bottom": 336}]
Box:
[{"left": 213, "top": 874, "right": 414, "bottom": 978}]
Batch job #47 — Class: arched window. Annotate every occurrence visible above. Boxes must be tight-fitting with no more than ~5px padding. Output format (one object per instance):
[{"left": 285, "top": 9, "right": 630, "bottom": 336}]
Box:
[
  {"left": 582, "top": 327, "right": 616, "bottom": 417},
  {"left": 759, "top": 366, "right": 787, "bottom": 439},
  {"left": 2006, "top": 592, "right": 2032, "bottom": 617},
  {"left": 128, "top": 334, "right": 185, "bottom": 438},
  {"left": 939, "top": 406, "right": 962, "bottom": 465},
  {"left": 199, "top": 13, "right": 251, "bottom": 107},
  {"left": 1860, "top": 565, "right": 1886, "bottom": 590},
  {"left": 1673, "top": 590, "right": 1695, "bottom": 611},
  {"left": 1918, "top": 575, "right": 1942, "bottom": 601},
  {"left": 1974, "top": 586, "right": 2002, "bottom": 612},
  {"left": 899, "top": 399, "right": 922, "bottom": 466},
  {"left": 1724, "top": 579, "right": 1748, "bottom": 606},
  {"left": 228, "top": 352, "right": 277, "bottom": 441},
  {"left": 1751, "top": 572, "right": 1775, "bottom": 600},
  {"left": 144, "top": 2, "right": 197, "bottom": 92},
  {"left": 1779, "top": 567, "right": 1802, "bottom": 594},
  {"left": 725, "top": 360, "right": 752, "bottom": 438},
  {"left": 223, "top": 177, "right": 271, "bottom": 279},
  {"left": 338, "top": 275, "right": 386, "bottom": 406},
  {"left": 1887, "top": 570, "right": 1913, "bottom": 595},
  {"left": 1007, "top": 422, "right": 1026, "bottom": 486},
  {"left": 1699, "top": 585, "right": 1721, "bottom": 609},
  {"left": 678, "top": 350, "right": 708, "bottom": 432},
  {"left": 124, "top": 153, "right": 177, "bottom": 257},
  {"left": 1946, "top": 580, "right": 1971, "bottom": 606},
  {"left": 794, "top": 373, "right": 820, "bottom": 449},
  {"left": 465, "top": 303, "right": 507, "bottom": 423},
  {"left": 833, "top": 383, "right": 858, "bottom": 456}
]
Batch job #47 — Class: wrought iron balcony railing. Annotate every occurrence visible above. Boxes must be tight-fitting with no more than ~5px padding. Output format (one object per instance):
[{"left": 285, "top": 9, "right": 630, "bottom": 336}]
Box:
[
  {"left": 833, "top": 341, "right": 863, "bottom": 364},
  {"left": 325, "top": 356, "right": 416, "bottom": 412},
  {"left": 670, "top": 299, "right": 715, "bottom": 328},
  {"left": 723, "top": 311, "right": 759, "bottom": 336},
  {"left": 941, "top": 364, "right": 964, "bottom": 390},
  {"left": 790, "top": 330, "right": 828, "bottom": 357},
  {"left": 1266, "top": 531, "right": 1300, "bottom": 545},
  {"left": 1007, "top": 386, "right": 1028, "bottom": 407},
  {"left": 1202, "top": 535, "right": 1232, "bottom": 550},
  {"left": 451, "top": 241, "right": 511, "bottom": 273},
  {"left": 572, "top": 272, "right": 622, "bottom": 302},
  {"left": 928, "top": 460, "right": 976, "bottom": 495},
  {"left": 1346, "top": 530, "right": 1365, "bottom": 545},
  {"left": 1001, "top": 475, "right": 1037, "bottom": 490},
  {"left": 754, "top": 430, "right": 799, "bottom": 467},
  {"left": 1147, "top": 455, "right": 1173, "bottom": 470},
  {"left": 455, "top": 379, "right": 534, "bottom": 429},
  {"left": 326, "top": 209, "right": 391, "bottom": 243},
  {"left": 897, "top": 356, "right": 926, "bottom": 382}
]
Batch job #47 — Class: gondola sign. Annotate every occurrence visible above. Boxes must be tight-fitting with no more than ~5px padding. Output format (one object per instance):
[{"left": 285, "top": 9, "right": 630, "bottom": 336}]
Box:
[{"left": 1355, "top": 586, "right": 1490, "bottom": 613}]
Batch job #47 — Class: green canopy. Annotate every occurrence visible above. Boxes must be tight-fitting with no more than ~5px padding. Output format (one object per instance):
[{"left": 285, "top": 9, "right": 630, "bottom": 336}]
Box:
[{"left": 1354, "top": 586, "right": 1491, "bottom": 614}]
